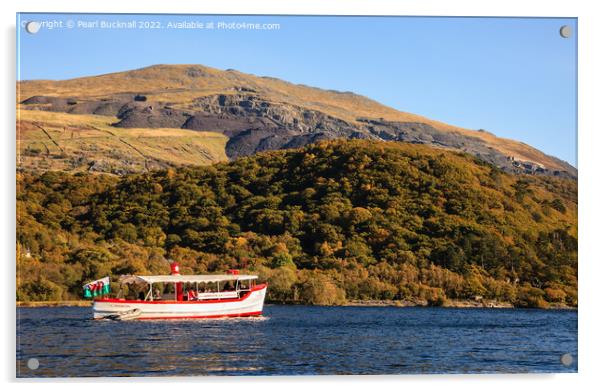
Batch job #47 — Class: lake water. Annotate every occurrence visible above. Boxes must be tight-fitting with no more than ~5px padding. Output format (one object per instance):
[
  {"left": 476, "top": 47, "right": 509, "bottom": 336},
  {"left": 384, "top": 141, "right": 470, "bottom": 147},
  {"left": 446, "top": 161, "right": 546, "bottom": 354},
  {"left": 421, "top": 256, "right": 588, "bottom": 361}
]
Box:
[{"left": 16, "top": 305, "right": 577, "bottom": 377}]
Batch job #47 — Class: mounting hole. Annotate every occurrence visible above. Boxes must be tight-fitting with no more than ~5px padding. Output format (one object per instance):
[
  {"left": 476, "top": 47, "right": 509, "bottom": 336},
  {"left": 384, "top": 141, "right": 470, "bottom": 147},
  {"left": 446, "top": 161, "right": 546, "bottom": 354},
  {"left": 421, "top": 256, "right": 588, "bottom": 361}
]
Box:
[
  {"left": 559, "top": 25, "right": 572, "bottom": 38},
  {"left": 27, "top": 358, "right": 39, "bottom": 370},
  {"left": 25, "top": 21, "right": 41, "bottom": 34},
  {"left": 560, "top": 353, "right": 573, "bottom": 366}
]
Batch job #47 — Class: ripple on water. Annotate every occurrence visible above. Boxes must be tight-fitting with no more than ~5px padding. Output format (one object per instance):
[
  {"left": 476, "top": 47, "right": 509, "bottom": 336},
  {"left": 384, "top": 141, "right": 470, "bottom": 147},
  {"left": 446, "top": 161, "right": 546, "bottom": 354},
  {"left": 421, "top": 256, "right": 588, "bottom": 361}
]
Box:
[{"left": 16, "top": 305, "right": 577, "bottom": 377}]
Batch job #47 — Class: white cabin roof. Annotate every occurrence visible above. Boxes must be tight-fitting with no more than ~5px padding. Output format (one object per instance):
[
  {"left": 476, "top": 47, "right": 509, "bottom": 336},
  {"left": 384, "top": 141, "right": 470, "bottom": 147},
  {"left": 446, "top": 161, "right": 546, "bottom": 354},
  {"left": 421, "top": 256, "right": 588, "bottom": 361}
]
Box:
[{"left": 118, "top": 274, "right": 258, "bottom": 285}]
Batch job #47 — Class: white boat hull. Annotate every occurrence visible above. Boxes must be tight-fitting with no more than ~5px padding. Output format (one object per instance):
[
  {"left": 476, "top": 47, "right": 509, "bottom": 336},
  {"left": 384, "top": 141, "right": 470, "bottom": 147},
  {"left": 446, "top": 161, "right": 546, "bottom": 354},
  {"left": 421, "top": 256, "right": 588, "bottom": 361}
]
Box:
[{"left": 93, "top": 285, "right": 267, "bottom": 320}]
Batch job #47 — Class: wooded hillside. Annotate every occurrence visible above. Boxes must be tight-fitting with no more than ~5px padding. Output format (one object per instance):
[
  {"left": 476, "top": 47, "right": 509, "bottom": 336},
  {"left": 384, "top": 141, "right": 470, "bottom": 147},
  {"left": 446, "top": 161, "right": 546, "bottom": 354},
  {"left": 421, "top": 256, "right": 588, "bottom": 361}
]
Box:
[{"left": 17, "top": 140, "right": 577, "bottom": 307}]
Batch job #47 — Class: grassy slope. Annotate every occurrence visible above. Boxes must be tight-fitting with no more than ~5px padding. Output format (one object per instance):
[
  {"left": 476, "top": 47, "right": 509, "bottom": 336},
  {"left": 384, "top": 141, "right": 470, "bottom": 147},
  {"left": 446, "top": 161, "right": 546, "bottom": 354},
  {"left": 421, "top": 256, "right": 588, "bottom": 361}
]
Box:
[
  {"left": 17, "top": 64, "right": 573, "bottom": 172},
  {"left": 17, "top": 109, "right": 228, "bottom": 173}
]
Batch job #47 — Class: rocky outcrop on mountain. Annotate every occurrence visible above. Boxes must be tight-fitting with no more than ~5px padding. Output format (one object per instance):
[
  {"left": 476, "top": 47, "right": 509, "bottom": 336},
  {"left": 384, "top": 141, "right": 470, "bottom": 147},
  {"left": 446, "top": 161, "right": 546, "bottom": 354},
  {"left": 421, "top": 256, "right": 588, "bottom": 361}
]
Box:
[
  {"left": 357, "top": 118, "right": 512, "bottom": 171},
  {"left": 113, "top": 102, "right": 190, "bottom": 129},
  {"left": 189, "top": 94, "right": 357, "bottom": 134},
  {"left": 183, "top": 94, "right": 365, "bottom": 158},
  {"left": 21, "top": 95, "right": 128, "bottom": 116},
  {"left": 356, "top": 118, "right": 576, "bottom": 178}
]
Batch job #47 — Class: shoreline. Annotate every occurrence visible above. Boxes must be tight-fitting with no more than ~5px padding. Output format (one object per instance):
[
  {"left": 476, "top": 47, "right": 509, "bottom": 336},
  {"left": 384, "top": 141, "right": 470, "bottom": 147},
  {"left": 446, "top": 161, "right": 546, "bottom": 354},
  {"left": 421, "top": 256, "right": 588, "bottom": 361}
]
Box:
[
  {"left": 344, "top": 299, "right": 576, "bottom": 310},
  {"left": 16, "top": 299, "right": 576, "bottom": 310},
  {"left": 17, "top": 300, "right": 91, "bottom": 308}
]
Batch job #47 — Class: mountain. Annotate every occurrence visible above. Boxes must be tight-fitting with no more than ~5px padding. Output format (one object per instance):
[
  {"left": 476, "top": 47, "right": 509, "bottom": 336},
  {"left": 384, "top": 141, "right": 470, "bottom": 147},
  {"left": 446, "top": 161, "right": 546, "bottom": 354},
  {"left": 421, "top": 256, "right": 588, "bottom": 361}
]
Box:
[
  {"left": 17, "top": 139, "right": 577, "bottom": 307},
  {"left": 17, "top": 64, "right": 576, "bottom": 177}
]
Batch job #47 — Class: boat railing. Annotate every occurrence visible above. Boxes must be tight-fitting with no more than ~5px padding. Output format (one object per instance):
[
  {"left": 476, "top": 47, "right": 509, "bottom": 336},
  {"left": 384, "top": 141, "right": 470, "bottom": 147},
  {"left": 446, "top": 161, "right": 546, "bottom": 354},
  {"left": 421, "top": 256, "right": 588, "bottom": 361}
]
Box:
[{"left": 138, "top": 280, "right": 255, "bottom": 302}]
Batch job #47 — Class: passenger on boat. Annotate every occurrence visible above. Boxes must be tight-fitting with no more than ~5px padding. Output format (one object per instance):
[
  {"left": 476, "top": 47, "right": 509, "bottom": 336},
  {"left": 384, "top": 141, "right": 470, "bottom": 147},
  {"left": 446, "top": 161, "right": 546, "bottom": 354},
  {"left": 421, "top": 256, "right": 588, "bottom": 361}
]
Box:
[
  {"left": 154, "top": 288, "right": 162, "bottom": 300},
  {"left": 187, "top": 287, "right": 197, "bottom": 301}
]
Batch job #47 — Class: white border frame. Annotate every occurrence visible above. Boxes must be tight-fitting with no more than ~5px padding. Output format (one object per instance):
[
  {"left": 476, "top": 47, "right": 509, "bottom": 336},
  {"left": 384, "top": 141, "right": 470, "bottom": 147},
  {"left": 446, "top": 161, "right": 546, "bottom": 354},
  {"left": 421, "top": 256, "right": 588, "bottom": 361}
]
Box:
[{"left": 3, "top": 1, "right": 600, "bottom": 390}]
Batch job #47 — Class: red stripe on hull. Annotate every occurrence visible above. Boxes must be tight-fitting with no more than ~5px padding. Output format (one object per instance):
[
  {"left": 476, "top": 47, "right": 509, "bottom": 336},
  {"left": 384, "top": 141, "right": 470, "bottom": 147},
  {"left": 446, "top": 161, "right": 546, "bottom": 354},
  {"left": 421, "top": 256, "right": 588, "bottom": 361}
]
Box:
[{"left": 120, "top": 311, "right": 263, "bottom": 320}]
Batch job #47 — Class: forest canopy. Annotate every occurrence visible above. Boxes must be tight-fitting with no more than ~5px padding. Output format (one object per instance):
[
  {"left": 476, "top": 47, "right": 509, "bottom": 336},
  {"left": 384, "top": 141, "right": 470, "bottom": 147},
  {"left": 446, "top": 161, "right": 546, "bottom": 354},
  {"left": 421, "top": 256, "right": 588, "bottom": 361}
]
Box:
[{"left": 16, "top": 140, "right": 577, "bottom": 307}]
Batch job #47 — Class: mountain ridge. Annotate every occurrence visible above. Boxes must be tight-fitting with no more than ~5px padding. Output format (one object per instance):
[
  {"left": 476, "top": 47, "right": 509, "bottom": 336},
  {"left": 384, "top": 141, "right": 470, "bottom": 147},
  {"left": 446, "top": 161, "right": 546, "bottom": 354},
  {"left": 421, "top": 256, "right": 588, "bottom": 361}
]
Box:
[{"left": 17, "top": 64, "right": 576, "bottom": 177}]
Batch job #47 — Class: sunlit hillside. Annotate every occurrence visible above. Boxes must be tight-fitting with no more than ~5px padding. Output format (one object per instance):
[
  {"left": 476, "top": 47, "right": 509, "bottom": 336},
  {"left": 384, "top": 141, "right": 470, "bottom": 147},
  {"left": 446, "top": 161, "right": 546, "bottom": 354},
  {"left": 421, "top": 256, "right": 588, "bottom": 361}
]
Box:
[{"left": 17, "top": 109, "right": 228, "bottom": 174}]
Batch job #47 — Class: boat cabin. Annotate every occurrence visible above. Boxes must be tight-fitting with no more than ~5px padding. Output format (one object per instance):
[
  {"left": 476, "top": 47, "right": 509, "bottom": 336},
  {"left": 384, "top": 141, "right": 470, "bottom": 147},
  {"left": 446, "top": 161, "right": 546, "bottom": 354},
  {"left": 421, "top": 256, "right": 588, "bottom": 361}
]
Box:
[{"left": 116, "top": 273, "right": 259, "bottom": 302}]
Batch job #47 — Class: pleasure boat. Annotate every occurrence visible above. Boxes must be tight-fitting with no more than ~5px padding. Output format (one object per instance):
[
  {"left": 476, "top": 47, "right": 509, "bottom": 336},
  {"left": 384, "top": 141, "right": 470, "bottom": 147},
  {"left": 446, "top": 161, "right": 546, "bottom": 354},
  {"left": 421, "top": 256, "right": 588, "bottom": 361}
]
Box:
[{"left": 91, "top": 263, "right": 267, "bottom": 320}]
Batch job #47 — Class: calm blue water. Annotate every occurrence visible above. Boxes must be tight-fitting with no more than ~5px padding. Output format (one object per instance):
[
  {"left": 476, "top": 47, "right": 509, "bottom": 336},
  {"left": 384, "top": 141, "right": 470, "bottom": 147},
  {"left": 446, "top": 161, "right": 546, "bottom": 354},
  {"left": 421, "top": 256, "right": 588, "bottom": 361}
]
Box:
[{"left": 16, "top": 305, "right": 577, "bottom": 377}]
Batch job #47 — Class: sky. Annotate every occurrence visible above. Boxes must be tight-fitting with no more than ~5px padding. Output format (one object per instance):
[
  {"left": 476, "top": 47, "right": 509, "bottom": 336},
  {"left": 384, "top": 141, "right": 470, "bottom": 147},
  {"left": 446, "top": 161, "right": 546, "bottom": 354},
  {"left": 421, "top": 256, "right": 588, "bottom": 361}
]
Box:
[{"left": 17, "top": 14, "right": 577, "bottom": 166}]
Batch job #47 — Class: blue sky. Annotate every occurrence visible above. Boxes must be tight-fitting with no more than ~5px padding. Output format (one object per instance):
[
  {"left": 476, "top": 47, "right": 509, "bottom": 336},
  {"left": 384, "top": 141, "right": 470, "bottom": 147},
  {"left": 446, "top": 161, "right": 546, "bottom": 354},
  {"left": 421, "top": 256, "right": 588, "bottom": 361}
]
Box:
[{"left": 17, "top": 14, "right": 577, "bottom": 166}]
